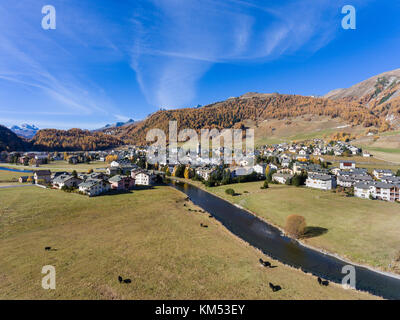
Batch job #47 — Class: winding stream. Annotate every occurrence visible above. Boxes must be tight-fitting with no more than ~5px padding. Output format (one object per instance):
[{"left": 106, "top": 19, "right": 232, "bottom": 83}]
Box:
[{"left": 169, "top": 180, "right": 400, "bottom": 300}]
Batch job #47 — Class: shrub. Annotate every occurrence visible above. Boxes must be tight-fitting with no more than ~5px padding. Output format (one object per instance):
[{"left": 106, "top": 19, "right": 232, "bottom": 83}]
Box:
[
  {"left": 369, "top": 194, "right": 374, "bottom": 200},
  {"left": 260, "top": 181, "right": 269, "bottom": 189},
  {"left": 225, "top": 188, "right": 235, "bottom": 196},
  {"left": 395, "top": 250, "right": 400, "bottom": 262},
  {"left": 285, "top": 215, "right": 306, "bottom": 239}
]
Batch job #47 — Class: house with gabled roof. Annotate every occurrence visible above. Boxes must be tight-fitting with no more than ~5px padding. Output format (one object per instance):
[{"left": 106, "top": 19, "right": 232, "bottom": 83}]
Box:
[
  {"left": 306, "top": 174, "right": 336, "bottom": 190},
  {"left": 33, "top": 170, "right": 51, "bottom": 184},
  {"left": 52, "top": 174, "right": 82, "bottom": 189},
  {"left": 78, "top": 179, "right": 110, "bottom": 197},
  {"left": 108, "top": 175, "right": 135, "bottom": 190}
]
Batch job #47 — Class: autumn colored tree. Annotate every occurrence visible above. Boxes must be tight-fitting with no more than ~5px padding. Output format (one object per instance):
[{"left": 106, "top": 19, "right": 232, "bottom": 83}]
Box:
[
  {"left": 285, "top": 215, "right": 306, "bottom": 239},
  {"left": 184, "top": 167, "right": 191, "bottom": 179},
  {"left": 105, "top": 155, "right": 118, "bottom": 164}
]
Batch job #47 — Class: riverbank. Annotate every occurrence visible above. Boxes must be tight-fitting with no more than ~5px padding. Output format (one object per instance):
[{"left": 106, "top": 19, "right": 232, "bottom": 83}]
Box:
[
  {"left": 0, "top": 185, "right": 374, "bottom": 299},
  {"left": 170, "top": 177, "right": 400, "bottom": 280}
]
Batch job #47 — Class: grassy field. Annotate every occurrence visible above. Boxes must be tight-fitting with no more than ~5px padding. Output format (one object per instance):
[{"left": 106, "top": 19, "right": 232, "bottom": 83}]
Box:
[
  {"left": 0, "top": 186, "right": 374, "bottom": 299},
  {"left": 253, "top": 116, "right": 366, "bottom": 147},
  {"left": 321, "top": 156, "right": 399, "bottom": 173},
  {"left": 353, "top": 132, "right": 400, "bottom": 163},
  {"left": 0, "top": 170, "right": 28, "bottom": 183},
  {"left": 198, "top": 182, "right": 400, "bottom": 273},
  {"left": 0, "top": 160, "right": 107, "bottom": 173}
]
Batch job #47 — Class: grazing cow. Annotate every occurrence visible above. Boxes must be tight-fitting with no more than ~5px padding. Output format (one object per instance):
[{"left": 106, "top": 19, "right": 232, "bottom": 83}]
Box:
[
  {"left": 263, "top": 261, "right": 271, "bottom": 268},
  {"left": 118, "top": 276, "right": 123, "bottom": 283},
  {"left": 123, "top": 279, "right": 131, "bottom": 284},
  {"left": 200, "top": 223, "right": 208, "bottom": 228},
  {"left": 45, "top": 247, "right": 51, "bottom": 251},
  {"left": 318, "top": 277, "right": 329, "bottom": 286},
  {"left": 269, "top": 282, "right": 282, "bottom": 292},
  {"left": 259, "top": 258, "right": 272, "bottom": 268}
]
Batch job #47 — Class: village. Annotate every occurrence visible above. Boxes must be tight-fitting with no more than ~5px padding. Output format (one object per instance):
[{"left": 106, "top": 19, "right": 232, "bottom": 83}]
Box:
[
  {"left": 1, "top": 138, "right": 399, "bottom": 202},
  {"left": 0, "top": 149, "right": 159, "bottom": 196}
]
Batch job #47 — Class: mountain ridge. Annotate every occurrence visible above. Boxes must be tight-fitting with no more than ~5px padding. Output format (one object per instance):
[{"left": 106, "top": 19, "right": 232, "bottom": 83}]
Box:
[
  {"left": 2, "top": 68, "right": 400, "bottom": 151},
  {"left": 0, "top": 125, "right": 28, "bottom": 152}
]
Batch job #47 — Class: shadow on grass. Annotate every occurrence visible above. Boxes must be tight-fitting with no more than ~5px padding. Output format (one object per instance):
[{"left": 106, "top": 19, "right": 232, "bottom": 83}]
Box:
[
  {"left": 102, "top": 189, "right": 134, "bottom": 196},
  {"left": 302, "top": 226, "right": 328, "bottom": 239}
]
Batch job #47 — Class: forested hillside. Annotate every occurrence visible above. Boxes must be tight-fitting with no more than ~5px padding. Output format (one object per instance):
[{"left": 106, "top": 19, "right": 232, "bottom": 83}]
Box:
[
  {"left": 106, "top": 93, "right": 391, "bottom": 145},
  {"left": 31, "top": 128, "right": 123, "bottom": 151},
  {"left": 0, "top": 125, "right": 27, "bottom": 152}
]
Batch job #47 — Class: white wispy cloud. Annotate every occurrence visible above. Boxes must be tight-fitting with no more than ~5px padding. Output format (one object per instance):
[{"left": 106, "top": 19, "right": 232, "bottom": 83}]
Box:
[
  {"left": 129, "top": 0, "right": 345, "bottom": 108},
  {"left": 0, "top": 0, "right": 364, "bottom": 127},
  {"left": 0, "top": 1, "right": 128, "bottom": 127}
]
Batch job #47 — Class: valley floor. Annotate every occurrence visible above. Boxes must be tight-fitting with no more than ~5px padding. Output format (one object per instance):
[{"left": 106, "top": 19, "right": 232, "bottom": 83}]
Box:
[
  {"left": 188, "top": 180, "right": 400, "bottom": 274},
  {"left": 0, "top": 185, "right": 375, "bottom": 299}
]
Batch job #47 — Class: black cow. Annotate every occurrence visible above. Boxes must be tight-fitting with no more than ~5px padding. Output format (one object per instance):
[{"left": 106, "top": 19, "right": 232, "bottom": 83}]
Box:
[
  {"left": 269, "top": 283, "right": 282, "bottom": 292},
  {"left": 318, "top": 277, "right": 329, "bottom": 286},
  {"left": 259, "top": 258, "right": 272, "bottom": 268}
]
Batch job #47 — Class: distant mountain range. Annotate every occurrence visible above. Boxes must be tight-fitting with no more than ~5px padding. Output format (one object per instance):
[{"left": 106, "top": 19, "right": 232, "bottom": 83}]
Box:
[
  {"left": 10, "top": 124, "right": 39, "bottom": 139},
  {"left": 1, "top": 68, "right": 400, "bottom": 151},
  {"left": 93, "top": 119, "right": 135, "bottom": 131}
]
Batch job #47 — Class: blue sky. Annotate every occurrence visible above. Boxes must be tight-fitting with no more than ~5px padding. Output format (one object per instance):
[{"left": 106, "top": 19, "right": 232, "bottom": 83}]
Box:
[{"left": 1, "top": 0, "right": 400, "bottom": 129}]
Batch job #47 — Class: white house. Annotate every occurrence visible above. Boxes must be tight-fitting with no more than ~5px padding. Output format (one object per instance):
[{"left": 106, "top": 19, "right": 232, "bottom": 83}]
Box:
[
  {"left": 373, "top": 182, "right": 399, "bottom": 202},
  {"left": 299, "top": 149, "right": 308, "bottom": 156},
  {"left": 306, "top": 174, "right": 336, "bottom": 190},
  {"left": 231, "top": 166, "right": 254, "bottom": 177},
  {"left": 78, "top": 179, "right": 110, "bottom": 196},
  {"left": 52, "top": 174, "right": 82, "bottom": 189},
  {"left": 195, "top": 167, "right": 217, "bottom": 181},
  {"left": 253, "top": 164, "right": 266, "bottom": 175},
  {"left": 110, "top": 160, "right": 120, "bottom": 167},
  {"left": 272, "top": 173, "right": 293, "bottom": 184},
  {"left": 281, "top": 158, "right": 291, "bottom": 168},
  {"left": 373, "top": 169, "right": 394, "bottom": 180},
  {"left": 135, "top": 172, "right": 155, "bottom": 186},
  {"left": 339, "top": 160, "right": 356, "bottom": 170},
  {"left": 354, "top": 181, "right": 400, "bottom": 202},
  {"left": 354, "top": 182, "right": 373, "bottom": 199}
]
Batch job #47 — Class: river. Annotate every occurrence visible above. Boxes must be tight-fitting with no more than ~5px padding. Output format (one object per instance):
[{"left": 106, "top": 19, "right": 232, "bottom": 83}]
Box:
[
  {"left": 0, "top": 166, "right": 33, "bottom": 173},
  {"left": 169, "top": 180, "right": 400, "bottom": 300}
]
